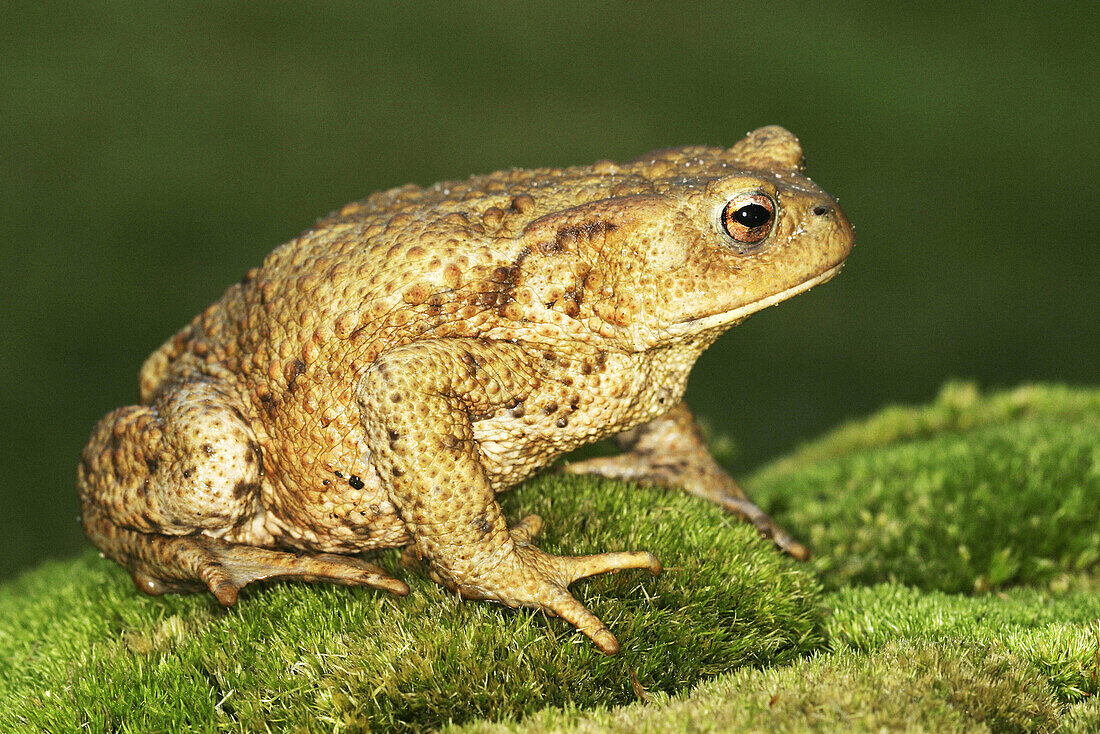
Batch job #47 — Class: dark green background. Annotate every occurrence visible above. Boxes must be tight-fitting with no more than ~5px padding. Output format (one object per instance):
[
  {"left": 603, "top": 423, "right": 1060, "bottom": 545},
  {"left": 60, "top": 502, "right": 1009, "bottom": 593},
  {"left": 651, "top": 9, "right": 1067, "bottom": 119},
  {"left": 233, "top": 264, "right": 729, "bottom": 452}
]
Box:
[{"left": 1, "top": 2, "right": 1095, "bottom": 580}]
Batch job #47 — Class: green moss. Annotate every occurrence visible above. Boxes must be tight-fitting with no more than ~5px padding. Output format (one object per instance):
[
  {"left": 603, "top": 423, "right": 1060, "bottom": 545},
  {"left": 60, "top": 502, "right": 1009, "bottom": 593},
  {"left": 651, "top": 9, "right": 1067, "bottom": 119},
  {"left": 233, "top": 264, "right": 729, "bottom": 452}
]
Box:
[
  {"left": 755, "top": 382, "right": 1100, "bottom": 480},
  {"left": 449, "top": 640, "right": 1061, "bottom": 733},
  {"left": 825, "top": 584, "right": 1100, "bottom": 701},
  {"left": 1061, "top": 698, "right": 1100, "bottom": 733},
  {"left": 4, "top": 382, "right": 1100, "bottom": 731},
  {"left": 751, "top": 383, "right": 1100, "bottom": 593},
  {"left": 0, "top": 477, "right": 822, "bottom": 732}
]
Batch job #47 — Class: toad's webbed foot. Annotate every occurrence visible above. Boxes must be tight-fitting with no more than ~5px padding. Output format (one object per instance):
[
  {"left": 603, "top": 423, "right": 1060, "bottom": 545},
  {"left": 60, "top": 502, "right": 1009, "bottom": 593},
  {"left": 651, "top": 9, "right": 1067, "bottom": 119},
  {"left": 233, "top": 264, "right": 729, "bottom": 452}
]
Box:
[
  {"left": 456, "top": 541, "right": 661, "bottom": 656},
  {"left": 85, "top": 506, "right": 409, "bottom": 605},
  {"left": 409, "top": 514, "right": 660, "bottom": 655},
  {"left": 565, "top": 402, "right": 809, "bottom": 561}
]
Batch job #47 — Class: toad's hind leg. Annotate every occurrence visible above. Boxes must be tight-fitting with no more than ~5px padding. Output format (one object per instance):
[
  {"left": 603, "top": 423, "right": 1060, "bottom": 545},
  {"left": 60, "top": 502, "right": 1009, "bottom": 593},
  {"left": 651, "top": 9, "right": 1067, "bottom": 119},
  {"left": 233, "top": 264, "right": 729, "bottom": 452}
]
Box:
[
  {"left": 565, "top": 402, "right": 809, "bottom": 560},
  {"left": 77, "top": 379, "right": 408, "bottom": 603},
  {"left": 81, "top": 506, "right": 408, "bottom": 604}
]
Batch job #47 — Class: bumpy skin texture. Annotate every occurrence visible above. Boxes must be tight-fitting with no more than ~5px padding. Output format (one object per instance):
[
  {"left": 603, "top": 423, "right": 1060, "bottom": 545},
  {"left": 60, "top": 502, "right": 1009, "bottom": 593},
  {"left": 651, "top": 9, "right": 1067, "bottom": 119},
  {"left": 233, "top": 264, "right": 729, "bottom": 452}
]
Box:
[{"left": 78, "top": 126, "right": 854, "bottom": 654}]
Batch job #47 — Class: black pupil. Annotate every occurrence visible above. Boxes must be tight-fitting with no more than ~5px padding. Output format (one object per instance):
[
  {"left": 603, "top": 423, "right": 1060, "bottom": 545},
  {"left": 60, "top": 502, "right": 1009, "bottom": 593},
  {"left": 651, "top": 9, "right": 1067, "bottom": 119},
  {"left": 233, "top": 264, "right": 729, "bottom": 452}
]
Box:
[{"left": 734, "top": 203, "right": 770, "bottom": 228}]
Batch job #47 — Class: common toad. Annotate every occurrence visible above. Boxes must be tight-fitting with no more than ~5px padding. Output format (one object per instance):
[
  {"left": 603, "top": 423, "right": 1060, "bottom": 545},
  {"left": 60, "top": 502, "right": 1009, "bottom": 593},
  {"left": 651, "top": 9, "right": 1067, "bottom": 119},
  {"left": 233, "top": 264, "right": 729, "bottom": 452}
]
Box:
[{"left": 78, "top": 126, "right": 853, "bottom": 654}]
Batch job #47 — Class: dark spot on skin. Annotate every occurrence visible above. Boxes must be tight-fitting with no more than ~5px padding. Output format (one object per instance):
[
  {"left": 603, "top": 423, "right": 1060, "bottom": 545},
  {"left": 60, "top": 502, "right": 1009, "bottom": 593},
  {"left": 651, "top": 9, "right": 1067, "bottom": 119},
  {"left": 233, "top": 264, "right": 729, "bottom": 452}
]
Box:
[
  {"left": 285, "top": 359, "right": 307, "bottom": 390},
  {"left": 538, "top": 238, "right": 563, "bottom": 255},
  {"left": 392, "top": 467, "right": 404, "bottom": 477},
  {"left": 322, "top": 479, "right": 331, "bottom": 486},
  {"left": 493, "top": 246, "right": 530, "bottom": 314},
  {"left": 348, "top": 475, "right": 365, "bottom": 490},
  {"left": 202, "top": 443, "right": 214, "bottom": 456},
  {"left": 505, "top": 246, "right": 531, "bottom": 280},
  {"left": 556, "top": 417, "right": 569, "bottom": 428},
  {"left": 512, "top": 406, "right": 526, "bottom": 418},
  {"left": 259, "top": 392, "right": 276, "bottom": 418},
  {"left": 334, "top": 471, "right": 344, "bottom": 478},
  {"left": 580, "top": 362, "right": 593, "bottom": 375},
  {"left": 144, "top": 457, "right": 159, "bottom": 475},
  {"left": 565, "top": 285, "right": 584, "bottom": 307},
  {"left": 543, "top": 352, "right": 556, "bottom": 361},
  {"left": 182, "top": 469, "right": 192, "bottom": 479},
  {"left": 390, "top": 393, "right": 402, "bottom": 403},
  {"left": 229, "top": 405, "right": 250, "bottom": 426},
  {"left": 248, "top": 440, "right": 264, "bottom": 476},
  {"left": 596, "top": 351, "right": 608, "bottom": 368},
  {"left": 543, "top": 403, "right": 558, "bottom": 415},
  {"left": 232, "top": 481, "right": 255, "bottom": 501},
  {"left": 472, "top": 514, "right": 493, "bottom": 538},
  {"left": 570, "top": 396, "right": 580, "bottom": 411},
  {"left": 388, "top": 429, "right": 401, "bottom": 441},
  {"left": 553, "top": 220, "right": 618, "bottom": 252}
]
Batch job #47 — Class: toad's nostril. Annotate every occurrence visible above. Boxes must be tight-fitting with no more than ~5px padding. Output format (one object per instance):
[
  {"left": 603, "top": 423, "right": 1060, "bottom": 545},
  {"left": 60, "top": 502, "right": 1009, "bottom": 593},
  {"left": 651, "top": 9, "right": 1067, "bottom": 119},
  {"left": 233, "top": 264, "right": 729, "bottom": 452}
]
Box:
[{"left": 812, "top": 205, "right": 830, "bottom": 216}]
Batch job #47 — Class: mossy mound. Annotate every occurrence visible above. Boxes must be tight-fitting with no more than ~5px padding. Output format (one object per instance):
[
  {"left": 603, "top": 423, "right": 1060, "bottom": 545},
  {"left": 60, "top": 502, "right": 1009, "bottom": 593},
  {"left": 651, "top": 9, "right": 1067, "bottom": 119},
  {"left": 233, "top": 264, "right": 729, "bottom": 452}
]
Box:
[
  {"left": 753, "top": 382, "right": 1100, "bottom": 593},
  {"left": 3, "top": 382, "right": 1099, "bottom": 732},
  {"left": 0, "top": 477, "right": 823, "bottom": 731},
  {"left": 449, "top": 639, "right": 1063, "bottom": 733}
]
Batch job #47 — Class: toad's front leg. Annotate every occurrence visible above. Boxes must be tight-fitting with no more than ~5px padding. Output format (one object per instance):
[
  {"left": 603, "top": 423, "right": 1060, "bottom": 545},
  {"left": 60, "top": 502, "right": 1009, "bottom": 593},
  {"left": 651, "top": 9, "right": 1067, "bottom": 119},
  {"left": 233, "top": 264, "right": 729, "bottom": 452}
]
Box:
[{"left": 358, "top": 339, "right": 660, "bottom": 655}]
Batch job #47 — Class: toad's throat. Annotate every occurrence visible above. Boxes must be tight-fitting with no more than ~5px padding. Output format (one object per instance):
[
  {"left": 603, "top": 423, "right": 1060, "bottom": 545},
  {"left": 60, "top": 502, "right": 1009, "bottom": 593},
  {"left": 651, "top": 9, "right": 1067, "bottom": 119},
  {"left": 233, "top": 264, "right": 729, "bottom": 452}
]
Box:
[{"left": 667, "top": 263, "right": 845, "bottom": 336}]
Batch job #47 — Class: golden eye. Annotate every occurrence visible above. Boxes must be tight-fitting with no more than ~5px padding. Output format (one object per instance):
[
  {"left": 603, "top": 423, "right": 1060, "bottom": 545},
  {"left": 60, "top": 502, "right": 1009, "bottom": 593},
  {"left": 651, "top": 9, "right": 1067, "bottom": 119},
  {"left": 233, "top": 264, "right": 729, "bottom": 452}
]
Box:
[{"left": 720, "top": 194, "right": 775, "bottom": 245}]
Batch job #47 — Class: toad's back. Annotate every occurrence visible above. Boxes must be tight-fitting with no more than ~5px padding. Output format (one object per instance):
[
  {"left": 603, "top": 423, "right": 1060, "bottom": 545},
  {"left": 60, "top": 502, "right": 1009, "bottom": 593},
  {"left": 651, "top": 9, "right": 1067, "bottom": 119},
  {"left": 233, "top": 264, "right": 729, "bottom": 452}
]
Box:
[{"left": 138, "top": 144, "right": 773, "bottom": 404}]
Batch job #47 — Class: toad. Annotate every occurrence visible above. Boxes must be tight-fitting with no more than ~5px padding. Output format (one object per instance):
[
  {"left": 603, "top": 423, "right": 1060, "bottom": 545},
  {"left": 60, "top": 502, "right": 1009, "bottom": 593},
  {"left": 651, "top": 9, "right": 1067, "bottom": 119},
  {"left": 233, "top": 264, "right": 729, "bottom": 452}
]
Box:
[{"left": 78, "top": 126, "right": 853, "bottom": 654}]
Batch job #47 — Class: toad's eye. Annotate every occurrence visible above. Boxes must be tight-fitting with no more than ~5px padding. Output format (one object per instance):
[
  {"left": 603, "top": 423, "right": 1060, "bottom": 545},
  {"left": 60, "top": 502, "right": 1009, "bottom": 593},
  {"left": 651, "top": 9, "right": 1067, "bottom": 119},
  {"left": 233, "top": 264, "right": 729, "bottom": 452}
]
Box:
[{"left": 720, "top": 194, "right": 775, "bottom": 246}]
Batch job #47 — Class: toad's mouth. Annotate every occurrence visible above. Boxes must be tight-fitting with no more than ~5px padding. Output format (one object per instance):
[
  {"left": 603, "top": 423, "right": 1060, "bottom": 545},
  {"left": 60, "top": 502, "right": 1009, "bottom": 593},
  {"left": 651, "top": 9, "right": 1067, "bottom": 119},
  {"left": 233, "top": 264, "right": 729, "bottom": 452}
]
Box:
[{"left": 666, "top": 263, "right": 845, "bottom": 337}]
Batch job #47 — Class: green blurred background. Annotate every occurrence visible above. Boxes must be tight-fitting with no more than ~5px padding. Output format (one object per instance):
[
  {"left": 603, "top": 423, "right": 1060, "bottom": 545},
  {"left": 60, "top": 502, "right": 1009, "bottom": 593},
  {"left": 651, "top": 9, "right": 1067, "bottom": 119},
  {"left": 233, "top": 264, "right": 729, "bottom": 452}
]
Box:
[{"left": 1, "top": 2, "right": 1095, "bottom": 580}]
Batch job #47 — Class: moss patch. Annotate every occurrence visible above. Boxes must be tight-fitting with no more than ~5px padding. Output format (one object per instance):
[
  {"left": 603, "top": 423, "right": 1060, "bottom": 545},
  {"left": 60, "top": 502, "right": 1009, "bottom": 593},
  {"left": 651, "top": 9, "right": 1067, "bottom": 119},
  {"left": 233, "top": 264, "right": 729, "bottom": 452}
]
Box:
[
  {"left": 0, "top": 478, "right": 822, "bottom": 732},
  {"left": 448, "top": 640, "right": 1061, "bottom": 733},
  {"left": 3, "top": 383, "right": 1100, "bottom": 731},
  {"left": 753, "top": 382, "right": 1100, "bottom": 593}
]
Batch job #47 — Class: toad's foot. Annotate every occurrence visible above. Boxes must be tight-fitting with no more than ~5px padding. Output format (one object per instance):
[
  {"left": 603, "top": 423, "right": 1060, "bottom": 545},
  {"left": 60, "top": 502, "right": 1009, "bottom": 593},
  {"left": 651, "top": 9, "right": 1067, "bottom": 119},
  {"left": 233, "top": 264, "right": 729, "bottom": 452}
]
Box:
[
  {"left": 428, "top": 515, "right": 661, "bottom": 655},
  {"left": 85, "top": 507, "right": 409, "bottom": 605},
  {"left": 565, "top": 402, "right": 809, "bottom": 561}
]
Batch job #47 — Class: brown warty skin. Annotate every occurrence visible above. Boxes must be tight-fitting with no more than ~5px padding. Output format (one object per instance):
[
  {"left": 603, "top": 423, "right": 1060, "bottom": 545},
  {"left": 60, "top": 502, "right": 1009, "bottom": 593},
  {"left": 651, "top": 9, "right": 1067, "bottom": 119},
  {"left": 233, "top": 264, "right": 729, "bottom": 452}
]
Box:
[{"left": 78, "top": 126, "right": 854, "bottom": 655}]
